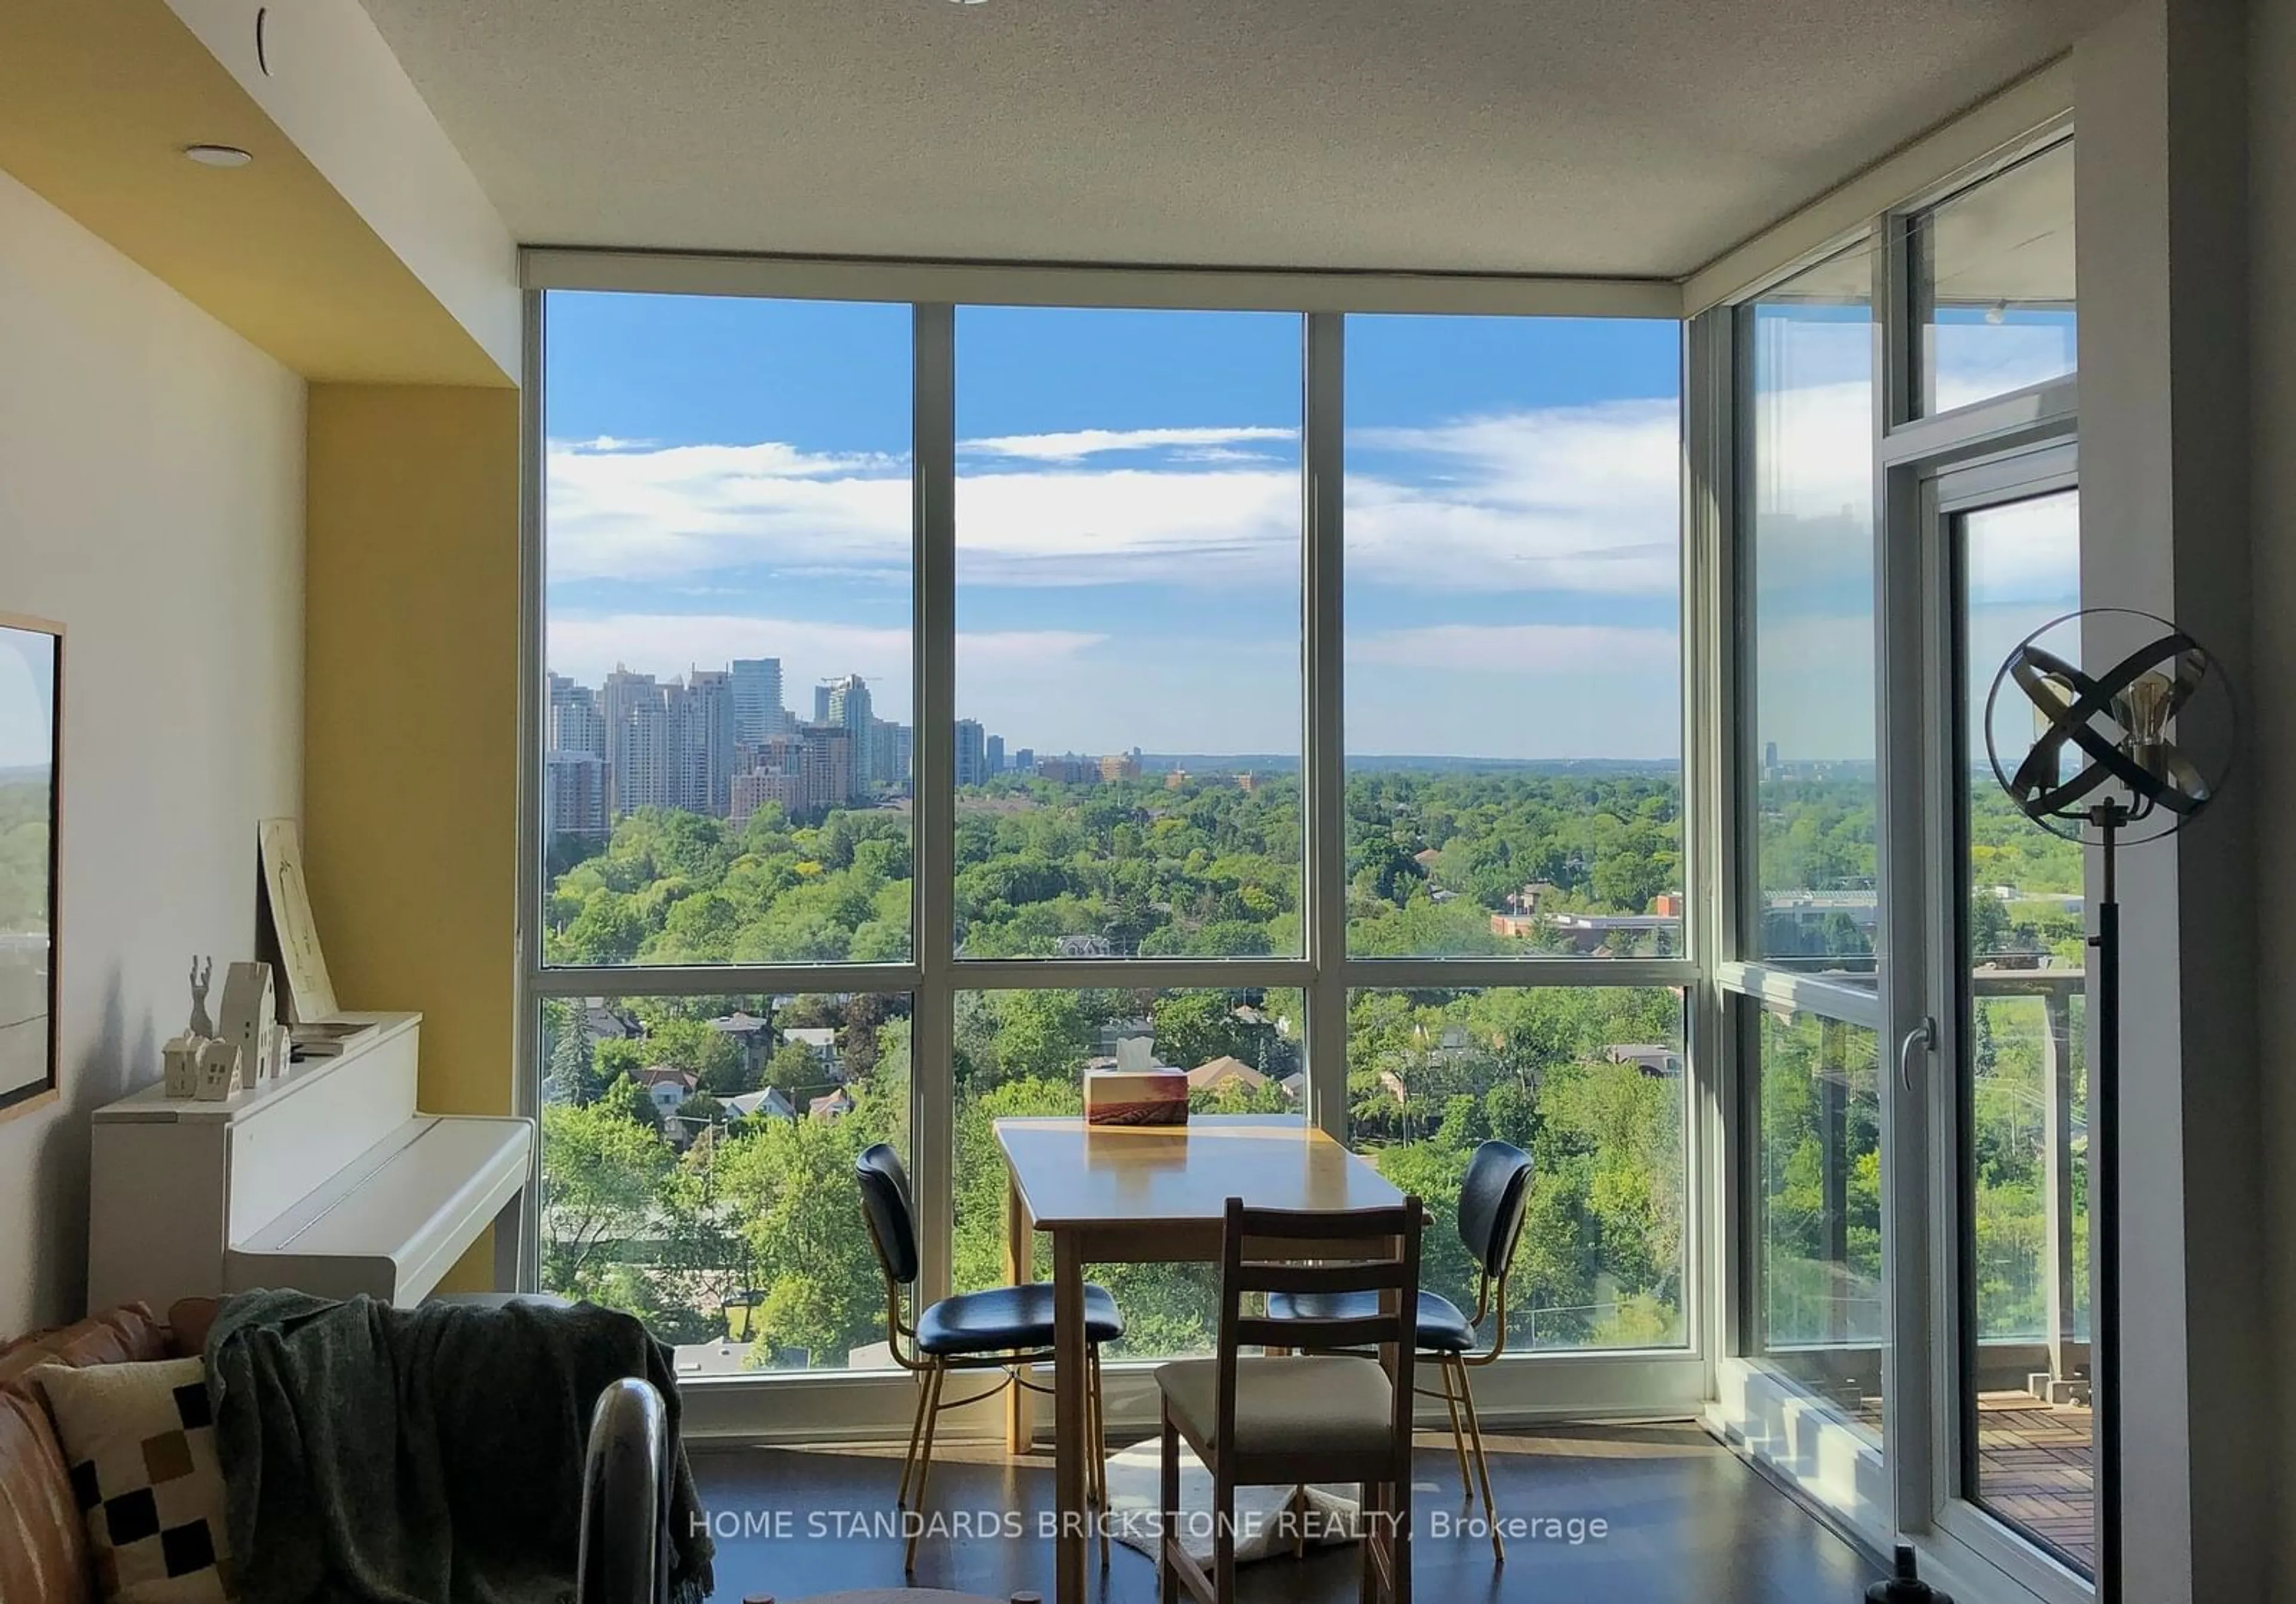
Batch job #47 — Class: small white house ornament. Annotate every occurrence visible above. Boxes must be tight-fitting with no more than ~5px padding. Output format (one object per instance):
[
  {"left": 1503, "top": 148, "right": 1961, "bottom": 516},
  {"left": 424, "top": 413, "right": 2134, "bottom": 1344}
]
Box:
[
  {"left": 218, "top": 962, "right": 276, "bottom": 1090},
  {"left": 163, "top": 1034, "right": 206, "bottom": 1099},
  {"left": 194, "top": 1040, "right": 246, "bottom": 1101}
]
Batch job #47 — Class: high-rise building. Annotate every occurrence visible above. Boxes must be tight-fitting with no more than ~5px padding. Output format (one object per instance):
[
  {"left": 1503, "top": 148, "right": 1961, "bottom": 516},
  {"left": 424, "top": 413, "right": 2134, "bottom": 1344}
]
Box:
[
  {"left": 600, "top": 668, "right": 670, "bottom": 815},
  {"left": 614, "top": 691, "right": 679, "bottom": 814},
  {"left": 731, "top": 765, "right": 803, "bottom": 830},
  {"left": 683, "top": 670, "right": 738, "bottom": 816},
  {"left": 954, "top": 719, "right": 986, "bottom": 787},
  {"left": 798, "top": 722, "right": 854, "bottom": 808},
  {"left": 1012, "top": 748, "right": 1034, "bottom": 774},
  {"left": 985, "top": 734, "right": 1005, "bottom": 776},
  {"left": 548, "top": 674, "right": 609, "bottom": 762},
  {"left": 731, "top": 721, "right": 854, "bottom": 823},
  {"left": 544, "top": 750, "right": 609, "bottom": 841},
  {"left": 871, "top": 719, "right": 913, "bottom": 791},
  {"left": 824, "top": 675, "right": 874, "bottom": 787},
  {"left": 813, "top": 683, "right": 833, "bottom": 725},
  {"left": 731, "top": 658, "right": 787, "bottom": 746},
  {"left": 1100, "top": 749, "right": 1143, "bottom": 783}
]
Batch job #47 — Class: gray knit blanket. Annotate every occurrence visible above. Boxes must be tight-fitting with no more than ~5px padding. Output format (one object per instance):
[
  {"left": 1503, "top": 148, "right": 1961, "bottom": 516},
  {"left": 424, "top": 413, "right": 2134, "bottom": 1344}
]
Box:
[{"left": 206, "top": 1290, "right": 715, "bottom": 1604}]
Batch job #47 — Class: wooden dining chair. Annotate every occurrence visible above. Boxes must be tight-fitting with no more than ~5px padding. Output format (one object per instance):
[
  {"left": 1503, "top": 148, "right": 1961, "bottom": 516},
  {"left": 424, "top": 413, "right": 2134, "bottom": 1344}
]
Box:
[
  {"left": 1263, "top": 1139, "right": 1532, "bottom": 1560},
  {"left": 854, "top": 1143, "right": 1122, "bottom": 1572},
  {"left": 1153, "top": 1195, "right": 1424, "bottom": 1604}
]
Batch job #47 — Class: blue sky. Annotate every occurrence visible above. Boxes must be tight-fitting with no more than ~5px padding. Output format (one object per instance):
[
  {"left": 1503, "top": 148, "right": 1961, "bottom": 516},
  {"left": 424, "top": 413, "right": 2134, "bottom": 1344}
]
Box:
[
  {"left": 545, "top": 293, "right": 1686, "bottom": 760},
  {"left": 0, "top": 628, "right": 55, "bottom": 771},
  {"left": 542, "top": 292, "right": 2074, "bottom": 762}
]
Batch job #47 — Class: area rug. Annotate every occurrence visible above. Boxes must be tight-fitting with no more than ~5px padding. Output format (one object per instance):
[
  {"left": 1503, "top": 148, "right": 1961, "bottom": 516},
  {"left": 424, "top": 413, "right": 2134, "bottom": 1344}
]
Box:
[{"left": 1098, "top": 1440, "right": 1363, "bottom": 1566}]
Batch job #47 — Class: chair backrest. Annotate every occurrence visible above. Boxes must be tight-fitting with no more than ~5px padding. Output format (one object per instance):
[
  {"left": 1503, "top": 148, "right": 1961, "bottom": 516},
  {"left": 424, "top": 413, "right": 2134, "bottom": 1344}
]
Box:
[
  {"left": 1219, "top": 1196, "right": 1422, "bottom": 1468},
  {"left": 1457, "top": 1139, "right": 1533, "bottom": 1282},
  {"left": 855, "top": 1143, "right": 920, "bottom": 1287}
]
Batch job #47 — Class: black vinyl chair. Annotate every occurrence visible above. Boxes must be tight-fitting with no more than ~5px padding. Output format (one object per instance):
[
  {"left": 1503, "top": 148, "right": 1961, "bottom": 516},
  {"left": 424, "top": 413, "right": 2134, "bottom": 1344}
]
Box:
[
  {"left": 1263, "top": 1138, "right": 1532, "bottom": 1561},
  {"left": 855, "top": 1142, "right": 1123, "bottom": 1572}
]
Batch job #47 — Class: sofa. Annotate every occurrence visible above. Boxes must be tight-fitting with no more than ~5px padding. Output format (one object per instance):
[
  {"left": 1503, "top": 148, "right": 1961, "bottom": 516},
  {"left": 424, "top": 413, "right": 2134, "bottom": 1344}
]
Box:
[{"left": 0, "top": 1301, "right": 197, "bottom": 1604}]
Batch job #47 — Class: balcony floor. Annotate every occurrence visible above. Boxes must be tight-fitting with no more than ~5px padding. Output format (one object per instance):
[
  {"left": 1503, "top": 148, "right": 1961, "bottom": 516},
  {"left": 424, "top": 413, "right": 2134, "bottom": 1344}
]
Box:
[
  {"left": 1976, "top": 1393, "right": 2095, "bottom": 1573},
  {"left": 692, "top": 1422, "right": 1878, "bottom": 1602}
]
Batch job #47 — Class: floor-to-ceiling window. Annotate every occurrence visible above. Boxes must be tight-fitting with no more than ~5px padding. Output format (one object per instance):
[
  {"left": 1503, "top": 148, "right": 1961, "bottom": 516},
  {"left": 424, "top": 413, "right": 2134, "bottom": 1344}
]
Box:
[
  {"left": 1732, "top": 241, "right": 1888, "bottom": 1455},
  {"left": 520, "top": 114, "right": 2084, "bottom": 1597},
  {"left": 526, "top": 289, "right": 1694, "bottom": 1415},
  {"left": 1712, "top": 124, "right": 2089, "bottom": 1599},
  {"left": 1341, "top": 315, "right": 1690, "bottom": 1352}
]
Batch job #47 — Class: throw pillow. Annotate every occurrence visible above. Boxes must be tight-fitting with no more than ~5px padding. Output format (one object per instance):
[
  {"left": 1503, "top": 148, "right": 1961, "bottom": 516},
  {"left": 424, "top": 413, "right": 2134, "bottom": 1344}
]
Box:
[{"left": 25, "top": 1356, "right": 234, "bottom": 1604}]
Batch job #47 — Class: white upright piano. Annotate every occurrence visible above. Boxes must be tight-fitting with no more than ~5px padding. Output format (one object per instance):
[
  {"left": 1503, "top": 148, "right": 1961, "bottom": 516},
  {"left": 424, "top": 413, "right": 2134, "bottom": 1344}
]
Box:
[{"left": 87, "top": 1013, "right": 535, "bottom": 1312}]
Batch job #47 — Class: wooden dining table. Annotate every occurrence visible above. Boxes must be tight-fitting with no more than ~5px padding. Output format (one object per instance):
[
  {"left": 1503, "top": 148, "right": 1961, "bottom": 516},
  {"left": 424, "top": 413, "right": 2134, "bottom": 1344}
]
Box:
[{"left": 993, "top": 1114, "right": 1406, "bottom": 1604}]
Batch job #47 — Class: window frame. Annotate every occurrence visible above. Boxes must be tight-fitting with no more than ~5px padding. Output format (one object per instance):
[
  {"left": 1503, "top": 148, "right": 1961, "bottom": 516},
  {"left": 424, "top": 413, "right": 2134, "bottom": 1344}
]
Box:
[
  {"left": 515, "top": 273, "right": 1710, "bottom": 1429},
  {"left": 1708, "top": 121, "right": 2090, "bottom": 1603}
]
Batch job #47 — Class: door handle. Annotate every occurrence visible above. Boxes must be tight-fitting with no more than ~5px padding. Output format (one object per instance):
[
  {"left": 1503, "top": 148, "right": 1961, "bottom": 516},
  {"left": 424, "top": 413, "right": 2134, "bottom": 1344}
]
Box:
[{"left": 1899, "top": 1016, "right": 1937, "bottom": 1093}]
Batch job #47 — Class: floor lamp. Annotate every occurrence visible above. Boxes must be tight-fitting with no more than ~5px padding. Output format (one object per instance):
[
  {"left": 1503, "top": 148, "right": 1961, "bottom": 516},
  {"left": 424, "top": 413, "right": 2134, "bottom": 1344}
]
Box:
[{"left": 1984, "top": 608, "right": 2234, "bottom": 1604}]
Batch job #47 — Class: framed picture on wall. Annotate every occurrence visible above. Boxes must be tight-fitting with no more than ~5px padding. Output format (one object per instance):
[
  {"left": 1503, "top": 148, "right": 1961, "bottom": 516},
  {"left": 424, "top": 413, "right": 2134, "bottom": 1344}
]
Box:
[{"left": 0, "top": 615, "right": 60, "bottom": 1121}]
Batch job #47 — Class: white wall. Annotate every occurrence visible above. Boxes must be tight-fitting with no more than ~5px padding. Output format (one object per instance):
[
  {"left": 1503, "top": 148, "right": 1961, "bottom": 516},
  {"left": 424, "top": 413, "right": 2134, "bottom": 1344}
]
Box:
[
  {"left": 2071, "top": 5, "right": 2264, "bottom": 1597},
  {"left": 2251, "top": 0, "right": 2296, "bottom": 1588},
  {"left": 0, "top": 167, "right": 304, "bottom": 1337}
]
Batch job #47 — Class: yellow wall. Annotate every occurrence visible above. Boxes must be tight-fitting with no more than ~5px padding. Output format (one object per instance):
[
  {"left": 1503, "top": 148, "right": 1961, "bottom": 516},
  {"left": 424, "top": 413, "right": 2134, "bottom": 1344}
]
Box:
[{"left": 304, "top": 384, "right": 521, "bottom": 1287}]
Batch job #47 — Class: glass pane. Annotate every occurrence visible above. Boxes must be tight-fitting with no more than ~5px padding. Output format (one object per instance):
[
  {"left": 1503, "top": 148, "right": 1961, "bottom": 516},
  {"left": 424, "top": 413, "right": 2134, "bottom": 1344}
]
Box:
[
  {"left": 542, "top": 292, "right": 914, "bottom": 966},
  {"left": 1916, "top": 142, "right": 2077, "bottom": 416},
  {"left": 539, "top": 991, "right": 913, "bottom": 1375},
  {"left": 1747, "top": 246, "right": 1881, "bottom": 981},
  {"left": 1960, "top": 488, "right": 2092, "bottom": 1573},
  {"left": 1343, "top": 317, "right": 1684, "bottom": 959},
  {"left": 953, "top": 987, "right": 1305, "bottom": 1358},
  {"left": 1347, "top": 986, "right": 1687, "bottom": 1349},
  {"left": 953, "top": 308, "right": 1303, "bottom": 959},
  {"left": 1753, "top": 1007, "right": 1885, "bottom": 1443}
]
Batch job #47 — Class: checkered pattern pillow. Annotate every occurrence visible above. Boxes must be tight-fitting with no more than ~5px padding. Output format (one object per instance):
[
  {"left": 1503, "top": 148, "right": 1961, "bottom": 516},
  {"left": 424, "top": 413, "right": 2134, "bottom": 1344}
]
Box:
[{"left": 26, "top": 1356, "right": 234, "bottom": 1604}]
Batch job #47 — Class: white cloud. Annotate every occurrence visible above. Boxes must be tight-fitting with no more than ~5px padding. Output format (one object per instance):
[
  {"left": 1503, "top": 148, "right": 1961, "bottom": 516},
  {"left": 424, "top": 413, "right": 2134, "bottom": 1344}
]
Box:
[
  {"left": 1345, "top": 399, "right": 1683, "bottom": 597},
  {"left": 1351, "top": 622, "right": 1677, "bottom": 674},
  {"left": 548, "top": 439, "right": 914, "bottom": 588},
  {"left": 954, "top": 466, "right": 1300, "bottom": 587},
  {"left": 960, "top": 426, "right": 1296, "bottom": 463},
  {"left": 548, "top": 401, "right": 1694, "bottom": 597}
]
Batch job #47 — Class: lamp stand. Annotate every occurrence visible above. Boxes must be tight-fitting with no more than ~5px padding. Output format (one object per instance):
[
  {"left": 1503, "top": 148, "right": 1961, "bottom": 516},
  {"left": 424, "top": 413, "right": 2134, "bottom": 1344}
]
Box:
[{"left": 2089, "top": 801, "right": 2123, "bottom": 1604}]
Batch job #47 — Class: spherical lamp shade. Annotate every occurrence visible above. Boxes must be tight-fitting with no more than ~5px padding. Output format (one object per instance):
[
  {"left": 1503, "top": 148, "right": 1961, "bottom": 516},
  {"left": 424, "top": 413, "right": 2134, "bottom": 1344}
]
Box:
[{"left": 1984, "top": 607, "right": 2235, "bottom": 845}]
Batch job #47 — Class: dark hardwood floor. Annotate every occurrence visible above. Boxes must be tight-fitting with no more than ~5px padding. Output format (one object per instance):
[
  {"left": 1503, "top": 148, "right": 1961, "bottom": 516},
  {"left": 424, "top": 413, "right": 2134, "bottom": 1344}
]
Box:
[{"left": 691, "top": 1423, "right": 1879, "bottom": 1603}]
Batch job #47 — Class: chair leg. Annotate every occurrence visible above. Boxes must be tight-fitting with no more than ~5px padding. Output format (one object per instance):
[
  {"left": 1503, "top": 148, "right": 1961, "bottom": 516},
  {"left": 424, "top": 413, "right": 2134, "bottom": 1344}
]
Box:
[
  {"left": 1090, "top": 1345, "right": 1111, "bottom": 1569},
  {"left": 1213, "top": 1462, "right": 1237, "bottom": 1604},
  {"left": 896, "top": 1367, "right": 932, "bottom": 1511},
  {"left": 1391, "top": 1468, "right": 1413, "bottom": 1604},
  {"left": 1159, "top": 1404, "right": 1181, "bottom": 1604},
  {"left": 1358, "top": 1477, "right": 1387, "bottom": 1604},
  {"left": 1453, "top": 1358, "right": 1504, "bottom": 1565},
  {"left": 1435, "top": 1354, "right": 1471, "bottom": 1502},
  {"left": 904, "top": 1361, "right": 947, "bottom": 1575}
]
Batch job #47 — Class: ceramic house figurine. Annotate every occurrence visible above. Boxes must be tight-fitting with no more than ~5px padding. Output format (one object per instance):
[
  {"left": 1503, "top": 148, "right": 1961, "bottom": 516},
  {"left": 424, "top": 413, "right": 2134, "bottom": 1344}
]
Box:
[
  {"left": 163, "top": 1034, "right": 206, "bottom": 1099},
  {"left": 262, "top": 1022, "right": 292, "bottom": 1083},
  {"left": 194, "top": 1039, "right": 246, "bottom": 1101},
  {"left": 218, "top": 962, "right": 276, "bottom": 1089}
]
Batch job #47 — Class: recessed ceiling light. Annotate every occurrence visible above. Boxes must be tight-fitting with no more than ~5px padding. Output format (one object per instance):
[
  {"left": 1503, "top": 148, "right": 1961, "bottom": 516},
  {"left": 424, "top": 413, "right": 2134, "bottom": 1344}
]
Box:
[{"left": 184, "top": 145, "right": 253, "bottom": 169}]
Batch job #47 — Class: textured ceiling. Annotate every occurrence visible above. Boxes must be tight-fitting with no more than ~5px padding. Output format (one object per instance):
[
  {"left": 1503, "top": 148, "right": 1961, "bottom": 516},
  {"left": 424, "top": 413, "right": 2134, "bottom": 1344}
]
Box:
[{"left": 355, "top": 0, "right": 2113, "bottom": 279}]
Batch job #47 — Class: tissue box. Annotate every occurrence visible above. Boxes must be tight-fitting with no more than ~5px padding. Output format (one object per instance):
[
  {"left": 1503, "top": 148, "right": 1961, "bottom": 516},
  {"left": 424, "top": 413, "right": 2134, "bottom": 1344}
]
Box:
[{"left": 1085, "top": 1067, "right": 1189, "bottom": 1127}]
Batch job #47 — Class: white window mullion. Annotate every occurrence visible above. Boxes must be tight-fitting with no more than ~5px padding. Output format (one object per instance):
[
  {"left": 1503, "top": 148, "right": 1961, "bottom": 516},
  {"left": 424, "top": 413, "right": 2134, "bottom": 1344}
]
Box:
[
  {"left": 1302, "top": 311, "right": 1348, "bottom": 1139},
  {"left": 911, "top": 301, "right": 959, "bottom": 1312}
]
